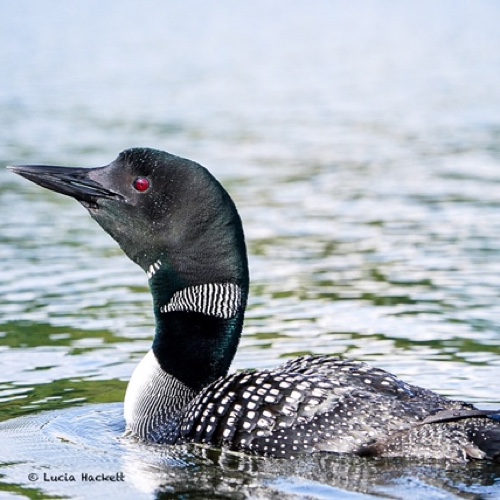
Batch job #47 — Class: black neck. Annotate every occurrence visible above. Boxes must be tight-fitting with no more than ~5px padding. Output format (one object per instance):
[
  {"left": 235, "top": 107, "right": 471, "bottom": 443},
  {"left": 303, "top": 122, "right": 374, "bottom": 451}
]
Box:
[{"left": 149, "top": 268, "right": 247, "bottom": 392}]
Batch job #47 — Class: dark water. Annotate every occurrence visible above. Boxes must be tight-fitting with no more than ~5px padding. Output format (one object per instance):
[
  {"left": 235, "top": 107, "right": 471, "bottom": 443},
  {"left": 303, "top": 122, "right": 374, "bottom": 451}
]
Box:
[{"left": 1, "top": 1, "right": 500, "bottom": 498}]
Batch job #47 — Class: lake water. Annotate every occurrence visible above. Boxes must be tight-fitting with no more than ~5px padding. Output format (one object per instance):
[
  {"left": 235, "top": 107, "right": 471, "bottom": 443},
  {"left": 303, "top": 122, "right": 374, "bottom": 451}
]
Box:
[{"left": 0, "top": 1, "right": 499, "bottom": 498}]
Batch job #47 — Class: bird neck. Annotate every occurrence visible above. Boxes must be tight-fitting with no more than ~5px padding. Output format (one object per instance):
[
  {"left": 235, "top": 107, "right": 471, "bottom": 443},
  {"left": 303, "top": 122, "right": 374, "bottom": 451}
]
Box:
[
  {"left": 148, "top": 266, "right": 247, "bottom": 392},
  {"left": 124, "top": 266, "right": 247, "bottom": 439}
]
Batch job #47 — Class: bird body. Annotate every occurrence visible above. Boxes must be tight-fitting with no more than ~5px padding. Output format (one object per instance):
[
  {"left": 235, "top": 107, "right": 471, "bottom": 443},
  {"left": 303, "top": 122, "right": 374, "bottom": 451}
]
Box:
[{"left": 10, "top": 148, "right": 500, "bottom": 462}]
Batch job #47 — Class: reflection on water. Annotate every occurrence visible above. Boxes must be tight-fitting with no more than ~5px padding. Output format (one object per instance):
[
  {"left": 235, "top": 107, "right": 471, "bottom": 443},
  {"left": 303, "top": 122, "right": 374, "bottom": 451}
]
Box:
[{"left": 1, "top": 0, "right": 500, "bottom": 498}]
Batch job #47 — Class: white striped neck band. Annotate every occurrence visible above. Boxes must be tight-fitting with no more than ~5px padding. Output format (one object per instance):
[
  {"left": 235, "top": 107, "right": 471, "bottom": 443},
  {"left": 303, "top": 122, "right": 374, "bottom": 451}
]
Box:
[{"left": 160, "top": 283, "right": 242, "bottom": 319}]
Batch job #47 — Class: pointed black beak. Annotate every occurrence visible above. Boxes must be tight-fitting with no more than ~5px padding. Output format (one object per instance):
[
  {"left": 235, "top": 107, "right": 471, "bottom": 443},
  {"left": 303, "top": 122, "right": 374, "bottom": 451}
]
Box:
[{"left": 8, "top": 164, "right": 123, "bottom": 208}]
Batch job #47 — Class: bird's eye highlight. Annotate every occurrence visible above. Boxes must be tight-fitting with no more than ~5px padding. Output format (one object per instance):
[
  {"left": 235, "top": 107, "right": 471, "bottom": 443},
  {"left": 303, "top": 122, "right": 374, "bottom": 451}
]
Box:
[{"left": 133, "top": 177, "right": 150, "bottom": 192}]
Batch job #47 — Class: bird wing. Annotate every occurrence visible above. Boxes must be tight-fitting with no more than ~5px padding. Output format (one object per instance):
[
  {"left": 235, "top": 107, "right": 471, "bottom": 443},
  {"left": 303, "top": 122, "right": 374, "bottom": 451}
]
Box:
[{"left": 177, "top": 355, "right": 471, "bottom": 457}]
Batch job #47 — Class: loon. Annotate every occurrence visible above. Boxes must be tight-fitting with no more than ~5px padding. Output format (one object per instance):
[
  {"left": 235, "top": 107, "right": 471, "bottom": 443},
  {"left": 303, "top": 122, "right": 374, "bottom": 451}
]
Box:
[{"left": 9, "top": 148, "right": 500, "bottom": 462}]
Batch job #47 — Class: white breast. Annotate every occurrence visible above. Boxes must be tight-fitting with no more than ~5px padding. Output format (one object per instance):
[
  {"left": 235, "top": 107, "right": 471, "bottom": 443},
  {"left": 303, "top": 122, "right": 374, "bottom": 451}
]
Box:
[{"left": 124, "top": 349, "right": 195, "bottom": 439}]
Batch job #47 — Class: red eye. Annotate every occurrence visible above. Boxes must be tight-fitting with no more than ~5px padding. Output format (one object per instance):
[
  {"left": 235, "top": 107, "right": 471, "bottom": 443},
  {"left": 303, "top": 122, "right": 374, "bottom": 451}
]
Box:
[{"left": 133, "top": 177, "right": 150, "bottom": 192}]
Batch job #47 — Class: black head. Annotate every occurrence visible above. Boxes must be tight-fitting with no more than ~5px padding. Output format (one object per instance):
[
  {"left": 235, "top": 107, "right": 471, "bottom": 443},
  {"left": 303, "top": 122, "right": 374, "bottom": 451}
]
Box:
[{"left": 10, "top": 148, "right": 248, "bottom": 290}]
